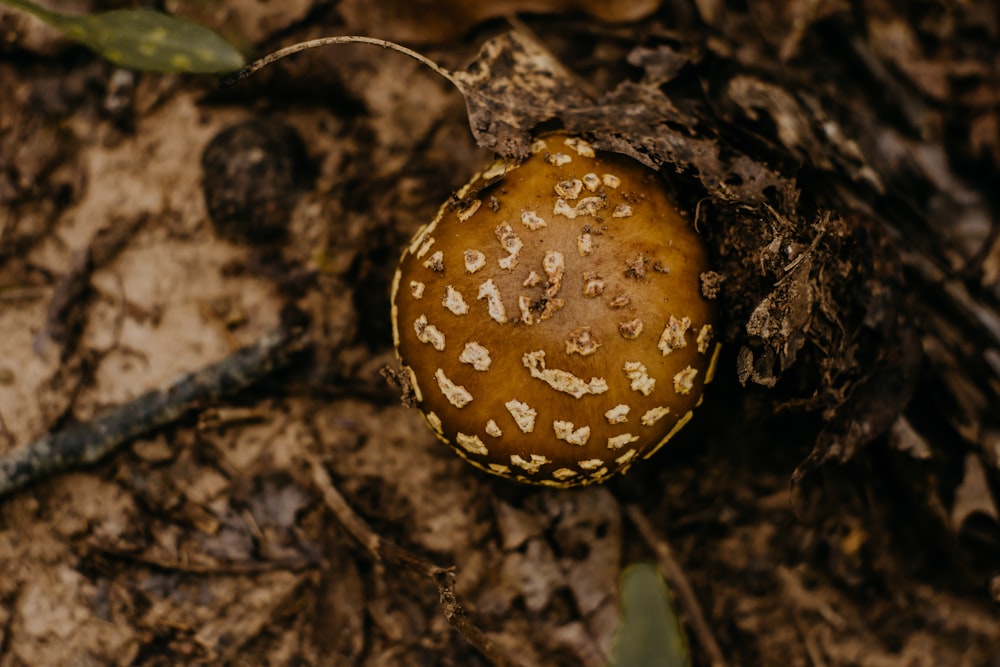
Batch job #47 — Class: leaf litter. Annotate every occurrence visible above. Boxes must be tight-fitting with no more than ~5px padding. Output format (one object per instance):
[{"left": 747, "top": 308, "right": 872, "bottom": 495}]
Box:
[{"left": 0, "top": 1, "right": 998, "bottom": 665}]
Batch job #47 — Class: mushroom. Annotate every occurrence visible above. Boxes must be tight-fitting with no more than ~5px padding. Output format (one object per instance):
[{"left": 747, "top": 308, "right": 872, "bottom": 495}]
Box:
[{"left": 390, "top": 135, "right": 719, "bottom": 487}]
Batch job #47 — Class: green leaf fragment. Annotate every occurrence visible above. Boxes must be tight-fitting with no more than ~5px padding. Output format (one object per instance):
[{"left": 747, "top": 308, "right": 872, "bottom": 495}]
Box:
[
  {"left": 1, "top": 0, "right": 244, "bottom": 73},
  {"left": 608, "top": 563, "right": 692, "bottom": 667}
]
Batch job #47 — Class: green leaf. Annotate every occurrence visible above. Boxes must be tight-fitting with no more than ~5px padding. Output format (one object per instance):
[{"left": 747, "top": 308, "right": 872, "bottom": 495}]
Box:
[
  {"left": 1, "top": 0, "right": 244, "bottom": 73},
  {"left": 608, "top": 563, "right": 691, "bottom": 667}
]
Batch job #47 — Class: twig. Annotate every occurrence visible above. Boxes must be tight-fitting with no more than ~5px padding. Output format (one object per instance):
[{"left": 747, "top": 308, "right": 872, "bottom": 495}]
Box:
[
  {"left": 306, "top": 450, "right": 524, "bottom": 667},
  {"left": 85, "top": 541, "right": 318, "bottom": 575},
  {"left": 625, "top": 504, "right": 728, "bottom": 667},
  {"left": 221, "top": 36, "right": 461, "bottom": 91},
  {"left": 0, "top": 325, "right": 305, "bottom": 498}
]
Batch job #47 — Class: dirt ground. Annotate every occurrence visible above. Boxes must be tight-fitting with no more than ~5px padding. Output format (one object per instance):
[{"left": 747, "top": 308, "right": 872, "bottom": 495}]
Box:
[{"left": 1, "top": 1, "right": 998, "bottom": 666}]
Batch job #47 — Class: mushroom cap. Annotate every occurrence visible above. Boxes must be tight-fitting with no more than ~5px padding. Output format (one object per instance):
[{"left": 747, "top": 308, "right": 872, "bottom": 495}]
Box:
[{"left": 391, "top": 135, "right": 719, "bottom": 487}]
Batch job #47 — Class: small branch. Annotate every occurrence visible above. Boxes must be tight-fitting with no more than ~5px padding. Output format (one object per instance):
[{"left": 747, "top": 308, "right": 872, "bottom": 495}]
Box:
[
  {"left": 0, "top": 326, "right": 305, "bottom": 498},
  {"left": 221, "top": 36, "right": 460, "bottom": 91},
  {"left": 625, "top": 504, "right": 728, "bottom": 667},
  {"left": 85, "top": 540, "right": 318, "bottom": 576},
  {"left": 306, "top": 450, "right": 524, "bottom": 667}
]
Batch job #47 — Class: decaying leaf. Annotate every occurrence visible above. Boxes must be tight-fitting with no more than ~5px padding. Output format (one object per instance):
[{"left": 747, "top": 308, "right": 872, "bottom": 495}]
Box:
[
  {"left": 339, "top": 0, "right": 661, "bottom": 43},
  {"left": 726, "top": 76, "right": 883, "bottom": 191},
  {"left": 450, "top": 31, "right": 592, "bottom": 158},
  {"left": 952, "top": 453, "right": 1000, "bottom": 531},
  {"left": 449, "top": 28, "right": 919, "bottom": 473},
  {"left": 2, "top": 2, "right": 998, "bottom": 665}
]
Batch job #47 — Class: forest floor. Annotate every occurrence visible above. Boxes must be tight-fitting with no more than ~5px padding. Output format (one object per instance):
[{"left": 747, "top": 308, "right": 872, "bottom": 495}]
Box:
[{"left": 0, "top": 1, "right": 997, "bottom": 666}]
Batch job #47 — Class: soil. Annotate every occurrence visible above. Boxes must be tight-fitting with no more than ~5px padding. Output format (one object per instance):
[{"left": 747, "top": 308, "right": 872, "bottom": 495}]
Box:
[{"left": 0, "top": 1, "right": 998, "bottom": 666}]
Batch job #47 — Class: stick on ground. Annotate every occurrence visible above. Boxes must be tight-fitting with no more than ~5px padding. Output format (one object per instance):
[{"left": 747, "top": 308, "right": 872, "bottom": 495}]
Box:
[{"left": 0, "top": 326, "right": 305, "bottom": 498}]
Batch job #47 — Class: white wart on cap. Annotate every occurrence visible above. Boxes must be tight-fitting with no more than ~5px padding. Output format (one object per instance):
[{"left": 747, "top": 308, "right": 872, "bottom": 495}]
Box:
[{"left": 391, "top": 135, "right": 719, "bottom": 487}]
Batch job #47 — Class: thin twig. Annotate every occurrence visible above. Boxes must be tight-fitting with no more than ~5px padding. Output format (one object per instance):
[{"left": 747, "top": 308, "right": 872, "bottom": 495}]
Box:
[
  {"left": 625, "top": 504, "right": 728, "bottom": 667},
  {"left": 221, "top": 36, "right": 460, "bottom": 91},
  {"left": 0, "top": 326, "right": 305, "bottom": 498},
  {"left": 306, "top": 450, "right": 524, "bottom": 667},
  {"left": 85, "top": 541, "right": 319, "bottom": 575}
]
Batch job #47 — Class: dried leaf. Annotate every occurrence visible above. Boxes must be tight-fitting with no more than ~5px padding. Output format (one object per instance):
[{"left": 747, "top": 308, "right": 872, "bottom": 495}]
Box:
[
  {"left": 548, "top": 488, "right": 622, "bottom": 618},
  {"left": 451, "top": 31, "right": 592, "bottom": 158},
  {"left": 726, "top": 76, "right": 883, "bottom": 191},
  {"left": 626, "top": 44, "right": 693, "bottom": 85},
  {"left": 794, "top": 320, "right": 922, "bottom": 479},
  {"left": 454, "top": 32, "right": 799, "bottom": 211},
  {"left": 339, "top": 0, "right": 660, "bottom": 44},
  {"left": 889, "top": 417, "right": 933, "bottom": 460},
  {"left": 951, "top": 453, "right": 1000, "bottom": 531}
]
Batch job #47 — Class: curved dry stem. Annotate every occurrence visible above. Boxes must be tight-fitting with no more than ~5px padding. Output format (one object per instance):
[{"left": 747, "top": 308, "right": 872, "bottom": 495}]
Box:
[{"left": 222, "top": 35, "right": 460, "bottom": 89}]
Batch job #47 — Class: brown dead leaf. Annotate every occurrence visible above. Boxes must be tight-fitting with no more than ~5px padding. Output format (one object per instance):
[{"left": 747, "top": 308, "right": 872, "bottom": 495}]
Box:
[
  {"left": 173, "top": 0, "right": 315, "bottom": 48},
  {"left": 452, "top": 31, "right": 592, "bottom": 158},
  {"left": 191, "top": 571, "right": 305, "bottom": 660},
  {"left": 494, "top": 498, "right": 547, "bottom": 551},
  {"left": 500, "top": 537, "right": 565, "bottom": 613},
  {"left": 725, "top": 76, "right": 883, "bottom": 191},
  {"left": 455, "top": 32, "right": 799, "bottom": 209},
  {"left": 339, "top": 0, "right": 661, "bottom": 43},
  {"left": 547, "top": 487, "right": 621, "bottom": 653},
  {"left": 11, "top": 565, "right": 140, "bottom": 666},
  {"left": 727, "top": 77, "right": 829, "bottom": 168},
  {"left": 951, "top": 453, "right": 1000, "bottom": 531},
  {"left": 313, "top": 535, "right": 366, "bottom": 661},
  {"left": 888, "top": 416, "right": 933, "bottom": 460},
  {"left": 626, "top": 44, "right": 694, "bottom": 85}
]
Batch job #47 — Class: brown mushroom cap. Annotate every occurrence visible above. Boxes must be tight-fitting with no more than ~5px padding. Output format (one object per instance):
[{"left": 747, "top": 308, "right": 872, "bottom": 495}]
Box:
[{"left": 391, "top": 135, "right": 719, "bottom": 487}]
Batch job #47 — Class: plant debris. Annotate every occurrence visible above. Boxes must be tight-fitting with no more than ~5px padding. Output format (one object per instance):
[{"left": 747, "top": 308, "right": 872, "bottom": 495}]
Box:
[{"left": 0, "top": 1, "right": 997, "bottom": 665}]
